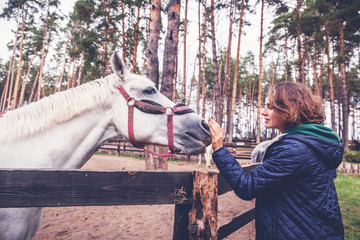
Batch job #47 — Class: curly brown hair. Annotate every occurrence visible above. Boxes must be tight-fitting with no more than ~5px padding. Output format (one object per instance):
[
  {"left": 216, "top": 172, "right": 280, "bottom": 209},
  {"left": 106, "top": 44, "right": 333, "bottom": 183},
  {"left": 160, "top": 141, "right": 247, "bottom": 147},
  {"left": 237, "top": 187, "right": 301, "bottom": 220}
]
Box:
[{"left": 266, "top": 82, "right": 325, "bottom": 129}]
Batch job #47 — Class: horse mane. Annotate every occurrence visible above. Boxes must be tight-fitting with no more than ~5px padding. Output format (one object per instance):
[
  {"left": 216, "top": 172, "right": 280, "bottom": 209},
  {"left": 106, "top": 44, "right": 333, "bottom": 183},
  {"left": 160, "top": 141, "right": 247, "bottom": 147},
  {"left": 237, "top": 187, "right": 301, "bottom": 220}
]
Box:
[{"left": 0, "top": 75, "right": 120, "bottom": 142}]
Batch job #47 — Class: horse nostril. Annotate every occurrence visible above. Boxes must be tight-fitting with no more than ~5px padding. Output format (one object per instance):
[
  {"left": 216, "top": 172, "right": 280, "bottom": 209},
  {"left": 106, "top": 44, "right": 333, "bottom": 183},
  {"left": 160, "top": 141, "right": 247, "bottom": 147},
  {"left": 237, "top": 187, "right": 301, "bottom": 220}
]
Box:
[{"left": 202, "top": 120, "right": 210, "bottom": 131}]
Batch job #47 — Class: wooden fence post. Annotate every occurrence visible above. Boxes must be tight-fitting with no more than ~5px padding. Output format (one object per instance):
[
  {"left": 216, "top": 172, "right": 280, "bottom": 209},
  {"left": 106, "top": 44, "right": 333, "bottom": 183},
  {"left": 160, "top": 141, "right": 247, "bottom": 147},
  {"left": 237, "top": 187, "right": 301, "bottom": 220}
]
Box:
[
  {"left": 189, "top": 171, "right": 218, "bottom": 240},
  {"left": 173, "top": 203, "right": 191, "bottom": 240}
]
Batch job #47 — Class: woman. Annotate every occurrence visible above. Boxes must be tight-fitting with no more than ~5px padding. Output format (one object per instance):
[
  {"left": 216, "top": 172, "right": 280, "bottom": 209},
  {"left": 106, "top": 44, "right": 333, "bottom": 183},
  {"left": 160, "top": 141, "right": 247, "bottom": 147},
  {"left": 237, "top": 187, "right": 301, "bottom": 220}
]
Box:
[{"left": 210, "top": 82, "right": 344, "bottom": 240}]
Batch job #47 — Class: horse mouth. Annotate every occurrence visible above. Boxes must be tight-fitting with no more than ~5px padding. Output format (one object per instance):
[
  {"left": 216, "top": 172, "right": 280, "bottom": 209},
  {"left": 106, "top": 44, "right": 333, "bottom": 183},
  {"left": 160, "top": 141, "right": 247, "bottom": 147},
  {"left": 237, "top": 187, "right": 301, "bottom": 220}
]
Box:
[
  {"left": 182, "top": 131, "right": 211, "bottom": 155},
  {"left": 185, "top": 131, "right": 201, "bottom": 142},
  {"left": 186, "top": 130, "right": 212, "bottom": 146}
]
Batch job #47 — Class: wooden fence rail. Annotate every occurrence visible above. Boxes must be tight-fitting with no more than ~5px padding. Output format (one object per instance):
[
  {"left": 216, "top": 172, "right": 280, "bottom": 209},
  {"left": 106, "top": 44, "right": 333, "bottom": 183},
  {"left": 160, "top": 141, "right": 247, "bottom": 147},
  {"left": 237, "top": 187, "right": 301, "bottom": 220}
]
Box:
[
  {"left": 98, "top": 138, "right": 255, "bottom": 162},
  {"left": 0, "top": 163, "right": 260, "bottom": 239},
  {"left": 0, "top": 169, "right": 193, "bottom": 207}
]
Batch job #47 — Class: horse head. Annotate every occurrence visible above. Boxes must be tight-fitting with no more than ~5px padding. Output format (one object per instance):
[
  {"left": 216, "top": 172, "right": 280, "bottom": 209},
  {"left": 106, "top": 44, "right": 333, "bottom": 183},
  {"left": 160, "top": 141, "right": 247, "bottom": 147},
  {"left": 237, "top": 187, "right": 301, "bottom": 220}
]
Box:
[{"left": 110, "top": 51, "right": 212, "bottom": 155}]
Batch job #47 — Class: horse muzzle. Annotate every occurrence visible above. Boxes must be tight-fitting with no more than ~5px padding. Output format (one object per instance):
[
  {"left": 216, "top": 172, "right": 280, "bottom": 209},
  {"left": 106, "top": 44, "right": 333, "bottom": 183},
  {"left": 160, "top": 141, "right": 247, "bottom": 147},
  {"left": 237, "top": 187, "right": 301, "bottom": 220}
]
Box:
[{"left": 177, "top": 117, "right": 212, "bottom": 155}]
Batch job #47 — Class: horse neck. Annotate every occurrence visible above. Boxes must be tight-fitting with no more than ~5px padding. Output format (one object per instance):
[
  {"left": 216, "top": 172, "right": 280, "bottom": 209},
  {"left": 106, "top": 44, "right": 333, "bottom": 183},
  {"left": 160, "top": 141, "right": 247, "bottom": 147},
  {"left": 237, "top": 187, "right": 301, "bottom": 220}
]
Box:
[
  {"left": 0, "top": 103, "right": 121, "bottom": 169},
  {"left": 48, "top": 107, "right": 121, "bottom": 169}
]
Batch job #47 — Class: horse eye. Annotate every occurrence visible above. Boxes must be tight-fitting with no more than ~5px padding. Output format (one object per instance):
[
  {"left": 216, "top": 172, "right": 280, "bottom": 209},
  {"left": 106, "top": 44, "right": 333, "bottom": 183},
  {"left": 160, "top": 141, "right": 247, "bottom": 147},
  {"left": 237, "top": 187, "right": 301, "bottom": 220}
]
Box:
[{"left": 143, "top": 87, "right": 157, "bottom": 95}]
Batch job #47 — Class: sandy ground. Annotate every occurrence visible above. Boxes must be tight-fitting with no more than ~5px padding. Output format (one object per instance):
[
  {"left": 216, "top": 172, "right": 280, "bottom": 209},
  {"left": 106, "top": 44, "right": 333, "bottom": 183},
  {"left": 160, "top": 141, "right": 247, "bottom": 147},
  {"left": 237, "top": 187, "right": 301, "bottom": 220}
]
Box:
[{"left": 32, "top": 154, "right": 255, "bottom": 239}]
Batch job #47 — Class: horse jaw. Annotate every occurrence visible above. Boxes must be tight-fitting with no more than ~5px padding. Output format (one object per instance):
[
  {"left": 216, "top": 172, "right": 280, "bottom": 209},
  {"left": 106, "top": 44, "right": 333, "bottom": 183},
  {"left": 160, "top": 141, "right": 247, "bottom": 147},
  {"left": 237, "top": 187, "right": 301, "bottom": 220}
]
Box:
[{"left": 174, "top": 114, "right": 212, "bottom": 155}]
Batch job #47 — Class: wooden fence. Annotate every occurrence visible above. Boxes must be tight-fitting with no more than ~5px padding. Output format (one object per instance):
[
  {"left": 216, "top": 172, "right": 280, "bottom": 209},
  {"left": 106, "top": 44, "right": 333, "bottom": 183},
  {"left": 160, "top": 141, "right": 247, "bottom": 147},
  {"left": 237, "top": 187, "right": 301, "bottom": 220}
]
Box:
[
  {"left": 0, "top": 163, "right": 259, "bottom": 239},
  {"left": 98, "top": 138, "right": 255, "bottom": 165}
]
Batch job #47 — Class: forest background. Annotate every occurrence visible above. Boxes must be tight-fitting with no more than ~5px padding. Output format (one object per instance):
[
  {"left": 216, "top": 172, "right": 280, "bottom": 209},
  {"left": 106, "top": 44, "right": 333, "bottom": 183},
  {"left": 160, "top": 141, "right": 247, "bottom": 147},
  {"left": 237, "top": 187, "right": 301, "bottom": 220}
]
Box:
[{"left": 0, "top": 0, "right": 359, "bottom": 152}]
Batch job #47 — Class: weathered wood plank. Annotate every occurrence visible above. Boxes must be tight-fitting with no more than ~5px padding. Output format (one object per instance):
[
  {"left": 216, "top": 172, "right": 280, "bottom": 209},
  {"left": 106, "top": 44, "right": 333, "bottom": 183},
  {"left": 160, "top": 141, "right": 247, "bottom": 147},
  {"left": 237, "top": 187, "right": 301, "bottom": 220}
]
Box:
[
  {"left": 217, "top": 207, "right": 255, "bottom": 239},
  {"left": 0, "top": 169, "right": 193, "bottom": 208},
  {"left": 173, "top": 203, "right": 191, "bottom": 240}
]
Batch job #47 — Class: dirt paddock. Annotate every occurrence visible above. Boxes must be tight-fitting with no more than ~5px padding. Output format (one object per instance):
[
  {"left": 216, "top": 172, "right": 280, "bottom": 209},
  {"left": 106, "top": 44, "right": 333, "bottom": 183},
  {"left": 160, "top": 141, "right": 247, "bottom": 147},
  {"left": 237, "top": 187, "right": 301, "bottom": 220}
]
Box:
[{"left": 33, "top": 154, "right": 255, "bottom": 239}]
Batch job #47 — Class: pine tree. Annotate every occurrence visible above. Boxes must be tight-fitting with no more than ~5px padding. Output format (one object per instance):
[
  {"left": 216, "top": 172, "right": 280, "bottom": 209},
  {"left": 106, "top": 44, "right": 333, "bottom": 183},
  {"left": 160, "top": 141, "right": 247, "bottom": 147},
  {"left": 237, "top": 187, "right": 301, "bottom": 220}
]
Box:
[{"left": 228, "top": 0, "right": 246, "bottom": 142}]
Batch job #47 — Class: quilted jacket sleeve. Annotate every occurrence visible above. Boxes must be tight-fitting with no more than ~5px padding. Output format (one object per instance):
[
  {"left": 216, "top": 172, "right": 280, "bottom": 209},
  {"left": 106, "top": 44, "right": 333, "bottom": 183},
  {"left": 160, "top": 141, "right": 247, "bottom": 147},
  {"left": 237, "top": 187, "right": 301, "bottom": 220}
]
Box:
[{"left": 212, "top": 139, "right": 307, "bottom": 200}]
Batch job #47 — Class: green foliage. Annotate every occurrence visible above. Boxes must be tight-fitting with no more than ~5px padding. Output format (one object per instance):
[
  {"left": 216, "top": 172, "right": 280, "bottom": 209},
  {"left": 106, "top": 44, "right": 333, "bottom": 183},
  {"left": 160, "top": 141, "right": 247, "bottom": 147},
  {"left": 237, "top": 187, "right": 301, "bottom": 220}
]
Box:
[
  {"left": 0, "top": 0, "right": 42, "bottom": 21},
  {"left": 334, "top": 173, "right": 360, "bottom": 240},
  {"left": 343, "top": 151, "right": 360, "bottom": 164},
  {"left": 348, "top": 67, "right": 360, "bottom": 104}
]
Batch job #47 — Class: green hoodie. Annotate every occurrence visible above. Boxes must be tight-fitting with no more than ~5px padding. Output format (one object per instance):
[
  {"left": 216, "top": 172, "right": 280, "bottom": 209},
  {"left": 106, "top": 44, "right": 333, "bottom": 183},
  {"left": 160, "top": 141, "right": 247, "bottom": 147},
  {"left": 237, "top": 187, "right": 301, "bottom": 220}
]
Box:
[{"left": 284, "top": 124, "right": 340, "bottom": 143}]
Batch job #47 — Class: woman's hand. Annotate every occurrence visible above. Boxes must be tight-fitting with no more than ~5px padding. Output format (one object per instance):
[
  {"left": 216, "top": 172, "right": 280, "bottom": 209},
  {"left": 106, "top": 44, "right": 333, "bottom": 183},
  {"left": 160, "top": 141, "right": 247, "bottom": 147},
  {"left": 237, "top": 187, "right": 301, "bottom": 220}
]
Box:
[{"left": 209, "top": 119, "right": 225, "bottom": 152}]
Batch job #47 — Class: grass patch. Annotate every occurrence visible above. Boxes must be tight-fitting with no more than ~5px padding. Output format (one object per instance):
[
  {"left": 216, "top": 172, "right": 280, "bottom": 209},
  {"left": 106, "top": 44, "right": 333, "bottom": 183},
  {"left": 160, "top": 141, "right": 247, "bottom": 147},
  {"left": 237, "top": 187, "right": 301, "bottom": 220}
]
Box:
[
  {"left": 95, "top": 152, "right": 145, "bottom": 160},
  {"left": 95, "top": 151, "right": 208, "bottom": 166},
  {"left": 334, "top": 173, "right": 360, "bottom": 240},
  {"left": 95, "top": 152, "right": 118, "bottom": 157}
]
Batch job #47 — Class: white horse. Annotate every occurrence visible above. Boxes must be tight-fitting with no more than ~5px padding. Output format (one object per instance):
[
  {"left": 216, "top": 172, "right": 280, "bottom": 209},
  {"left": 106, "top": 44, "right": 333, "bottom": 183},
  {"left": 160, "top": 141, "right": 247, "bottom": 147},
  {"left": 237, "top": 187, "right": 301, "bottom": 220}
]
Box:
[
  {"left": 0, "top": 51, "right": 212, "bottom": 240},
  {"left": 198, "top": 145, "right": 213, "bottom": 168}
]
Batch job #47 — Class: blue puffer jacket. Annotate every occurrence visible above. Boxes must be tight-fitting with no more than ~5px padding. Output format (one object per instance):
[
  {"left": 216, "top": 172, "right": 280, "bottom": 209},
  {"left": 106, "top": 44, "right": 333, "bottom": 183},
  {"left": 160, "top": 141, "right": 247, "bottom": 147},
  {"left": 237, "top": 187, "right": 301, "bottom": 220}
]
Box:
[{"left": 213, "top": 133, "right": 344, "bottom": 240}]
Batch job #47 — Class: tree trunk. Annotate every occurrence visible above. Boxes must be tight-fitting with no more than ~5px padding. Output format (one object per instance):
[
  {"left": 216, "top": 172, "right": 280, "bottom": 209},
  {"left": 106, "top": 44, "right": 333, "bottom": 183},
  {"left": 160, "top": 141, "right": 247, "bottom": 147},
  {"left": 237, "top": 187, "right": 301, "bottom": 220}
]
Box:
[
  {"left": 337, "top": 72, "right": 341, "bottom": 138},
  {"left": 144, "top": 0, "right": 162, "bottom": 171},
  {"left": 256, "top": 0, "right": 264, "bottom": 144},
  {"left": 305, "top": 40, "right": 320, "bottom": 96},
  {"left": 146, "top": 0, "right": 161, "bottom": 88},
  {"left": 210, "top": 0, "right": 221, "bottom": 123},
  {"left": 325, "top": 21, "right": 336, "bottom": 132},
  {"left": 102, "top": 0, "right": 110, "bottom": 76},
  {"left": 121, "top": 0, "right": 126, "bottom": 64},
  {"left": 236, "top": 86, "right": 242, "bottom": 137},
  {"left": 56, "top": 22, "right": 79, "bottom": 93},
  {"left": 301, "top": 34, "right": 306, "bottom": 85},
  {"left": 70, "top": 57, "right": 77, "bottom": 89},
  {"left": 66, "top": 56, "right": 74, "bottom": 90},
  {"left": 318, "top": 46, "right": 326, "bottom": 98},
  {"left": 77, "top": 50, "right": 85, "bottom": 86},
  {"left": 295, "top": 0, "right": 303, "bottom": 84},
  {"left": 201, "top": 0, "right": 207, "bottom": 118},
  {"left": 57, "top": 35, "right": 71, "bottom": 92},
  {"left": 132, "top": 3, "right": 141, "bottom": 73},
  {"left": 352, "top": 100, "right": 355, "bottom": 140},
  {"left": 338, "top": 22, "right": 349, "bottom": 150},
  {"left": 19, "top": 46, "right": 38, "bottom": 107},
  {"left": 11, "top": 7, "right": 28, "bottom": 109},
  {"left": 196, "top": 0, "right": 202, "bottom": 114},
  {"left": 144, "top": 147, "right": 168, "bottom": 170},
  {"left": 181, "top": 0, "right": 188, "bottom": 104},
  {"left": 36, "top": 6, "right": 50, "bottom": 101},
  {"left": 246, "top": 76, "right": 251, "bottom": 135},
  {"left": 28, "top": 70, "right": 39, "bottom": 103},
  {"left": 161, "top": 0, "right": 180, "bottom": 99},
  {"left": 271, "top": 61, "right": 275, "bottom": 85},
  {"left": 173, "top": 56, "right": 178, "bottom": 102},
  {"left": 224, "top": 0, "right": 234, "bottom": 141},
  {"left": 1, "top": 27, "right": 18, "bottom": 111},
  {"left": 187, "top": 54, "right": 198, "bottom": 105},
  {"left": 18, "top": 71, "right": 27, "bottom": 107},
  {"left": 285, "top": 33, "right": 289, "bottom": 82},
  {"left": 228, "top": 0, "right": 245, "bottom": 143},
  {"left": 151, "top": 0, "right": 181, "bottom": 171}
]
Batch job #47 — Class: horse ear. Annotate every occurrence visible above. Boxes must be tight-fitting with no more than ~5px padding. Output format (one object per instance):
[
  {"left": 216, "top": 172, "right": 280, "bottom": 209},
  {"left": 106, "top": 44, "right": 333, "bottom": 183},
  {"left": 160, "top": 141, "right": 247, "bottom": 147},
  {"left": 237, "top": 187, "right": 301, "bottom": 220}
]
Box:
[{"left": 111, "top": 51, "right": 128, "bottom": 79}]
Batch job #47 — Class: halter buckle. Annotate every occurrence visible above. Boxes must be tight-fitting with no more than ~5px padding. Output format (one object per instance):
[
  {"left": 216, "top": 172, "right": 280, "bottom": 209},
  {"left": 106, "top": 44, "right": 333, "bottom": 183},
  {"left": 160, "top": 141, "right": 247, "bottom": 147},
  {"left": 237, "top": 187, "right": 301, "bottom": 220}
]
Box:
[
  {"left": 165, "top": 107, "right": 174, "bottom": 116},
  {"left": 127, "top": 98, "right": 135, "bottom": 107}
]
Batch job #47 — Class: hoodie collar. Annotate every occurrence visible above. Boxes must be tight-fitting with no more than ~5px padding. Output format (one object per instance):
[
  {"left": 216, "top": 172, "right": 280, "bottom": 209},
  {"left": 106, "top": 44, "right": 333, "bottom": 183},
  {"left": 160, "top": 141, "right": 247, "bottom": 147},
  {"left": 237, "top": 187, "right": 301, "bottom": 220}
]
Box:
[{"left": 284, "top": 124, "right": 340, "bottom": 143}]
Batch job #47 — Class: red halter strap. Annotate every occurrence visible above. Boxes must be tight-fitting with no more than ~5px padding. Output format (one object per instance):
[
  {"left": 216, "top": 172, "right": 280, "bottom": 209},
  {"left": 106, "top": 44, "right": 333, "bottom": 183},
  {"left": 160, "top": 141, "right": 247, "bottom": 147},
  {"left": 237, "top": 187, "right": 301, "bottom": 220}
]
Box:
[{"left": 118, "top": 86, "right": 193, "bottom": 158}]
